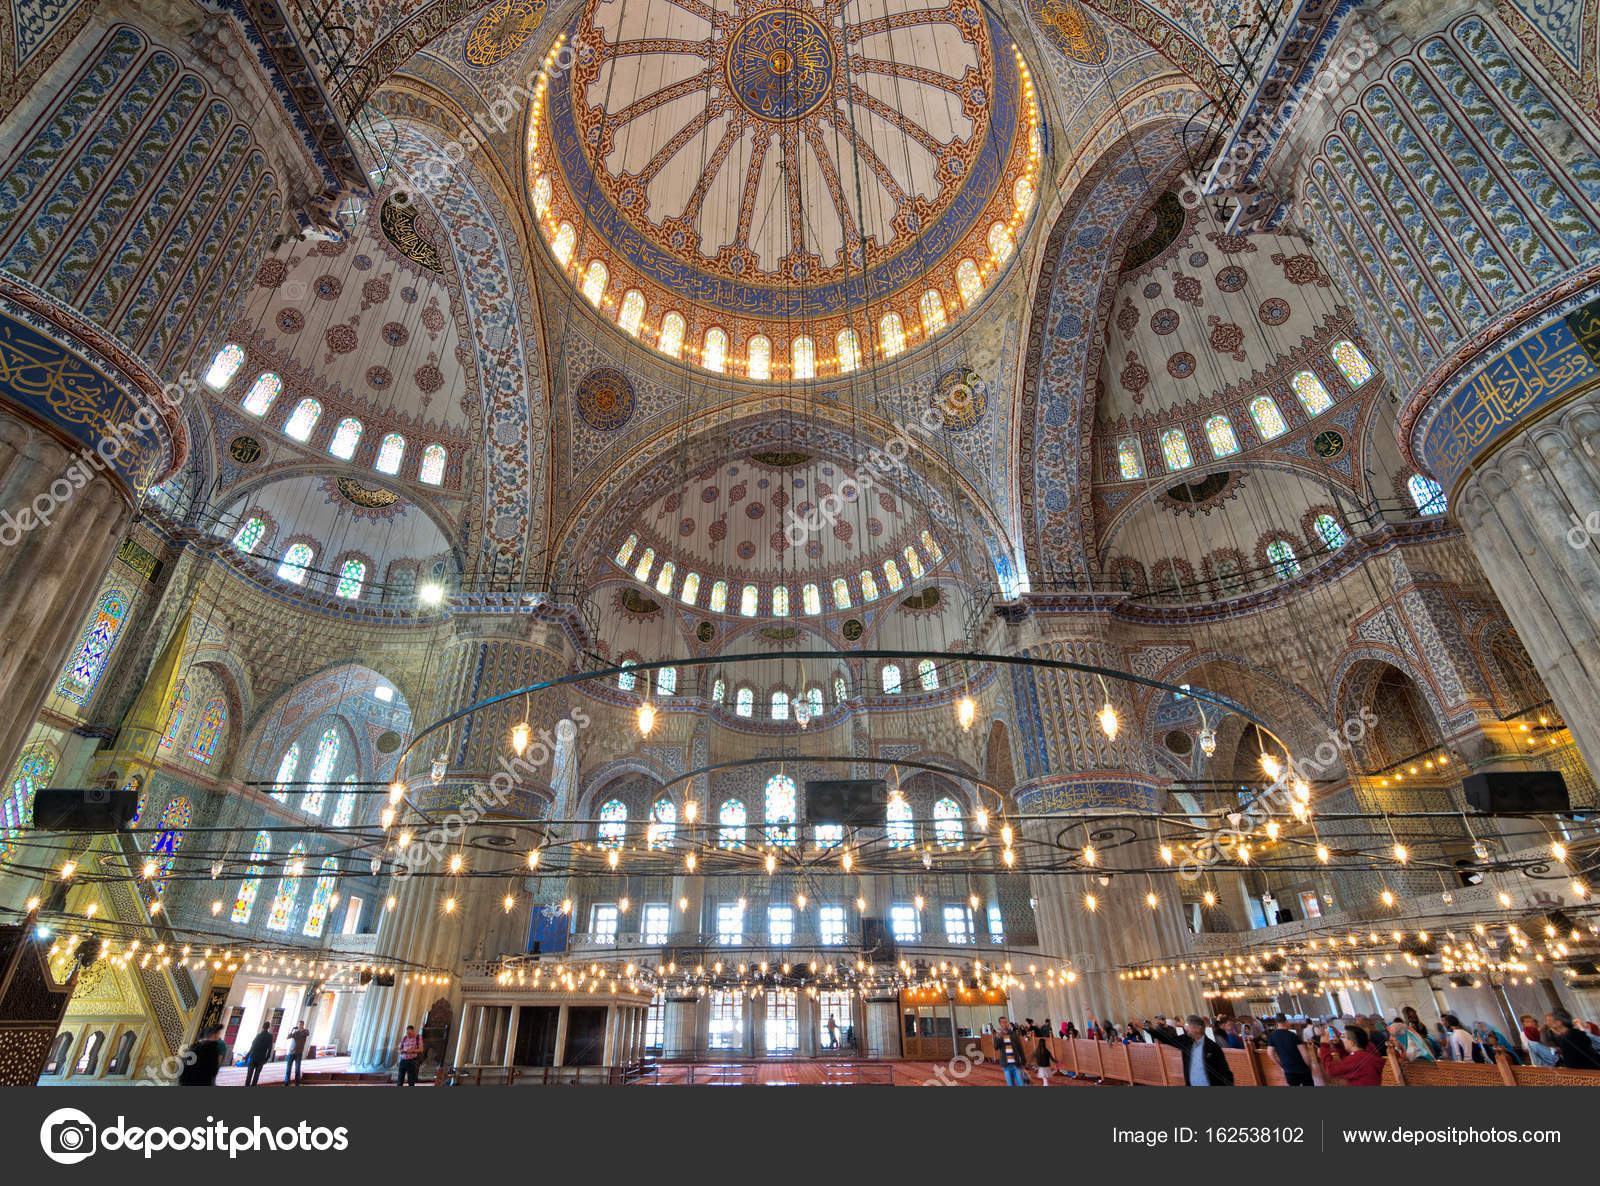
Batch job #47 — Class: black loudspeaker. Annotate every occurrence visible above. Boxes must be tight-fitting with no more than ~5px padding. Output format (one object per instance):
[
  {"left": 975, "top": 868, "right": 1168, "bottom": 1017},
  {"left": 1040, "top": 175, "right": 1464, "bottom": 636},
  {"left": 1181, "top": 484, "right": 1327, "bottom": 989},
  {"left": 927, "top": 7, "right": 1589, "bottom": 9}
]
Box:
[
  {"left": 1274, "top": 908, "right": 1294, "bottom": 924},
  {"left": 860, "top": 918, "right": 895, "bottom": 963},
  {"left": 804, "top": 779, "right": 887, "bottom": 827},
  {"left": 373, "top": 972, "right": 396, "bottom": 987},
  {"left": 1462, "top": 771, "right": 1570, "bottom": 814},
  {"left": 30, "top": 787, "right": 139, "bottom": 831}
]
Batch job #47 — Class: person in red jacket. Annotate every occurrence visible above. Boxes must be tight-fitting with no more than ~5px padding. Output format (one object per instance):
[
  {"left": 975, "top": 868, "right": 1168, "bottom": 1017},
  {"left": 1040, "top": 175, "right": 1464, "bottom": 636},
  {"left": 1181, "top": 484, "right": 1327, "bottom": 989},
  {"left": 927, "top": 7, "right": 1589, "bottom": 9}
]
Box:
[{"left": 1317, "top": 1023, "right": 1385, "bottom": 1085}]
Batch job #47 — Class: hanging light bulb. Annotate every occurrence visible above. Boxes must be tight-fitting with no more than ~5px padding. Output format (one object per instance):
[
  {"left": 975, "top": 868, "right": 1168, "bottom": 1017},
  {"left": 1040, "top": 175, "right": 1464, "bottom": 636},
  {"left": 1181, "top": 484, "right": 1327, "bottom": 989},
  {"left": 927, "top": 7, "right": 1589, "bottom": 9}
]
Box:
[
  {"left": 969, "top": 894, "right": 980, "bottom": 910},
  {"left": 841, "top": 851, "right": 852, "bottom": 872},
  {"left": 1098, "top": 703, "right": 1118, "bottom": 739},
  {"left": 1473, "top": 840, "right": 1489, "bottom": 860},
  {"left": 1000, "top": 823, "right": 1013, "bottom": 846},
  {"left": 1393, "top": 843, "right": 1408, "bottom": 863},
  {"left": 449, "top": 853, "right": 463, "bottom": 874},
  {"left": 397, "top": 830, "right": 412, "bottom": 850},
  {"left": 1380, "top": 890, "right": 1395, "bottom": 907},
  {"left": 1082, "top": 844, "right": 1096, "bottom": 866},
  {"left": 975, "top": 808, "right": 988, "bottom": 831},
  {"left": 1551, "top": 840, "right": 1568, "bottom": 861},
  {"left": 637, "top": 701, "right": 655, "bottom": 736},
  {"left": 796, "top": 894, "right": 806, "bottom": 909},
  {"left": 1198, "top": 728, "right": 1217, "bottom": 757},
  {"left": 1265, "top": 820, "right": 1280, "bottom": 840},
  {"left": 684, "top": 799, "right": 697, "bottom": 823},
  {"left": 1002, "top": 848, "right": 1015, "bottom": 867},
  {"left": 430, "top": 753, "right": 447, "bottom": 783},
  {"left": 370, "top": 856, "right": 382, "bottom": 874},
  {"left": 685, "top": 852, "right": 696, "bottom": 872},
  {"left": 503, "top": 894, "right": 515, "bottom": 913},
  {"left": 1259, "top": 754, "right": 1281, "bottom": 780},
  {"left": 511, "top": 721, "right": 532, "bottom": 755},
  {"left": 1202, "top": 891, "right": 1216, "bottom": 907},
  {"left": 444, "top": 897, "right": 457, "bottom": 914},
  {"left": 922, "top": 851, "right": 932, "bottom": 869},
  {"left": 794, "top": 696, "right": 810, "bottom": 727},
  {"left": 1084, "top": 893, "right": 1098, "bottom": 912},
  {"left": 388, "top": 781, "right": 404, "bottom": 805},
  {"left": 1146, "top": 890, "right": 1159, "bottom": 909},
  {"left": 210, "top": 861, "right": 222, "bottom": 879},
  {"left": 957, "top": 696, "right": 976, "bottom": 732},
  {"left": 607, "top": 849, "right": 619, "bottom": 870},
  {"left": 1316, "top": 844, "right": 1329, "bottom": 863},
  {"left": 1159, "top": 845, "right": 1173, "bottom": 864},
  {"left": 380, "top": 807, "right": 395, "bottom": 829},
  {"left": 1573, "top": 881, "right": 1589, "bottom": 898},
  {"left": 765, "top": 852, "right": 777, "bottom": 874},
  {"left": 527, "top": 849, "right": 539, "bottom": 870}
]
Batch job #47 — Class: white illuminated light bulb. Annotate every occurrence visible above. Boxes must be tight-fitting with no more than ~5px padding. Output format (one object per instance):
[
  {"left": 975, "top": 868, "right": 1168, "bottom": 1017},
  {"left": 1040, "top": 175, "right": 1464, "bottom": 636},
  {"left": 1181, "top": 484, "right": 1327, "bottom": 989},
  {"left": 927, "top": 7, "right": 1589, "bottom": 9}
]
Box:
[
  {"left": 1259, "top": 754, "right": 1281, "bottom": 780},
  {"left": 388, "top": 781, "right": 404, "bottom": 805},
  {"left": 1198, "top": 728, "right": 1217, "bottom": 757},
  {"left": 975, "top": 808, "right": 988, "bottom": 831},
  {"left": 1316, "top": 845, "right": 1330, "bottom": 863},
  {"left": 511, "top": 722, "right": 531, "bottom": 755},
  {"left": 1393, "top": 844, "right": 1408, "bottom": 863},
  {"left": 527, "top": 850, "right": 539, "bottom": 870},
  {"left": 684, "top": 800, "right": 698, "bottom": 823},
  {"left": 1552, "top": 841, "right": 1567, "bottom": 861},
  {"left": 1084, "top": 893, "right": 1098, "bottom": 913},
  {"left": 637, "top": 702, "right": 655, "bottom": 736},
  {"left": 957, "top": 696, "right": 976, "bottom": 731},
  {"left": 1098, "top": 703, "right": 1118, "bottom": 739},
  {"left": 765, "top": 852, "right": 777, "bottom": 874}
]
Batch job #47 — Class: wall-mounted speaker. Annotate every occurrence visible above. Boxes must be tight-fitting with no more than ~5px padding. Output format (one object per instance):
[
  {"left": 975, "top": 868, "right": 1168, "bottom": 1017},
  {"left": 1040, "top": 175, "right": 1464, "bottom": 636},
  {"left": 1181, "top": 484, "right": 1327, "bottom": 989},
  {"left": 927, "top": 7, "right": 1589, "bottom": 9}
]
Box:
[{"left": 1462, "top": 771, "right": 1569, "bottom": 814}]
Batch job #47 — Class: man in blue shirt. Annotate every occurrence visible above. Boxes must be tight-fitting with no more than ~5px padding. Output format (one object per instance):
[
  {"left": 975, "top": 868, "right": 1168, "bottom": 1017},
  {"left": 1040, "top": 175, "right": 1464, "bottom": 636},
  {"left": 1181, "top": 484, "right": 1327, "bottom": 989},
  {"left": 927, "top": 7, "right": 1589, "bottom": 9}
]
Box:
[
  {"left": 1266, "top": 1015, "right": 1314, "bottom": 1085},
  {"left": 1146, "top": 1015, "right": 1234, "bottom": 1086}
]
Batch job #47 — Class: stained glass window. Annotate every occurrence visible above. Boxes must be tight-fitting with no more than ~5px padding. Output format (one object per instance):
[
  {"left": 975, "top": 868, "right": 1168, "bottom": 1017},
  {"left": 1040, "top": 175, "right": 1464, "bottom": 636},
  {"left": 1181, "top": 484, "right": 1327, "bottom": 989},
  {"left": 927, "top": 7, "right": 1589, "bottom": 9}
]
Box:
[
  {"left": 145, "top": 796, "right": 190, "bottom": 902},
  {"left": 204, "top": 343, "right": 245, "bottom": 389},
  {"left": 336, "top": 559, "right": 365, "bottom": 600},
  {"left": 748, "top": 335, "right": 771, "bottom": 380},
  {"left": 649, "top": 797, "right": 676, "bottom": 849},
  {"left": 792, "top": 337, "right": 815, "bottom": 380},
  {"left": 904, "top": 545, "right": 925, "bottom": 579},
  {"left": 553, "top": 222, "right": 576, "bottom": 265},
  {"left": 532, "top": 174, "right": 551, "bottom": 214},
  {"left": 655, "top": 666, "right": 676, "bottom": 696},
  {"left": 618, "top": 661, "right": 636, "bottom": 692},
  {"left": 958, "top": 259, "right": 982, "bottom": 307},
  {"left": 765, "top": 773, "right": 797, "bottom": 845},
  {"left": 331, "top": 775, "right": 357, "bottom": 827},
  {"left": 242, "top": 373, "right": 281, "bottom": 416},
  {"left": 882, "top": 664, "right": 902, "bottom": 694},
  {"left": 807, "top": 685, "right": 823, "bottom": 718},
  {"left": 703, "top": 328, "right": 727, "bottom": 373},
  {"left": 284, "top": 398, "right": 321, "bottom": 441},
  {"left": 419, "top": 444, "right": 447, "bottom": 485},
  {"left": 231, "top": 831, "right": 270, "bottom": 923},
  {"left": 266, "top": 843, "right": 306, "bottom": 931},
  {"left": 1, "top": 742, "right": 54, "bottom": 858},
  {"left": 801, "top": 584, "right": 821, "bottom": 615},
  {"left": 740, "top": 584, "right": 759, "bottom": 616},
  {"left": 57, "top": 587, "right": 128, "bottom": 704},
  {"left": 1015, "top": 175, "right": 1036, "bottom": 216},
  {"left": 1332, "top": 340, "right": 1374, "bottom": 387},
  {"left": 615, "top": 534, "right": 638, "bottom": 567},
  {"left": 185, "top": 699, "right": 227, "bottom": 765},
  {"left": 272, "top": 744, "right": 298, "bottom": 803},
  {"left": 836, "top": 329, "right": 861, "bottom": 374},
  {"left": 883, "top": 559, "right": 904, "bottom": 592},
  {"left": 735, "top": 687, "right": 753, "bottom": 717},
  {"left": 232, "top": 516, "right": 266, "bottom": 553},
  {"left": 680, "top": 572, "right": 700, "bottom": 606},
  {"left": 831, "top": 577, "right": 851, "bottom": 609},
  {"left": 718, "top": 799, "right": 746, "bottom": 848},
  {"left": 921, "top": 531, "right": 943, "bottom": 562},
  {"left": 582, "top": 260, "right": 608, "bottom": 305},
  {"left": 627, "top": 547, "right": 654, "bottom": 586},
  {"left": 655, "top": 560, "right": 676, "bottom": 595},
  {"left": 1117, "top": 437, "right": 1143, "bottom": 480},
  {"left": 303, "top": 856, "right": 339, "bottom": 937},
  {"left": 879, "top": 312, "right": 906, "bottom": 358},
  {"left": 618, "top": 289, "right": 645, "bottom": 336},
  {"left": 772, "top": 585, "right": 789, "bottom": 617},
  {"left": 277, "top": 543, "right": 314, "bottom": 585},
  {"left": 711, "top": 677, "right": 725, "bottom": 704},
  {"left": 918, "top": 658, "right": 939, "bottom": 690},
  {"left": 157, "top": 684, "right": 189, "bottom": 751},
  {"left": 1291, "top": 371, "right": 1333, "bottom": 416},
  {"left": 934, "top": 797, "right": 963, "bottom": 846},
  {"left": 1161, "top": 428, "right": 1193, "bottom": 471},
  {"left": 887, "top": 798, "right": 913, "bottom": 847},
  {"left": 375, "top": 433, "right": 405, "bottom": 474},
  {"left": 1314, "top": 513, "right": 1348, "bottom": 551},
  {"left": 709, "top": 580, "right": 728, "bottom": 613},
  {"left": 658, "top": 312, "right": 685, "bottom": 358},
  {"left": 859, "top": 569, "right": 879, "bottom": 601},
  {"left": 1409, "top": 474, "right": 1447, "bottom": 515},
  {"left": 329, "top": 417, "right": 362, "bottom": 460},
  {"left": 597, "top": 799, "right": 626, "bottom": 848},
  {"left": 989, "top": 221, "right": 1014, "bottom": 263},
  {"left": 302, "top": 728, "right": 339, "bottom": 816},
  {"left": 920, "top": 290, "right": 947, "bottom": 335},
  {"left": 833, "top": 676, "right": 848, "bottom": 704},
  {"left": 1249, "top": 396, "right": 1288, "bottom": 439},
  {"left": 1204, "top": 415, "right": 1239, "bottom": 458},
  {"left": 1266, "top": 540, "right": 1299, "bottom": 581}
]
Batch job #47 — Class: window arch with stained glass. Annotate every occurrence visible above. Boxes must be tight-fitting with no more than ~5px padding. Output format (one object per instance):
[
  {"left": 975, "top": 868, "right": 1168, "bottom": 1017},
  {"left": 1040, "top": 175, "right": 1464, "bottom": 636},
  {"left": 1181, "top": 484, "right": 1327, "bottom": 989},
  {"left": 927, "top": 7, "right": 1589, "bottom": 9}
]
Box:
[
  {"left": 718, "top": 799, "right": 747, "bottom": 849},
  {"left": 1408, "top": 474, "right": 1447, "bottom": 515},
  {"left": 265, "top": 843, "right": 306, "bottom": 931},
  {"left": 331, "top": 775, "right": 357, "bottom": 827},
  {"left": 1291, "top": 371, "right": 1333, "bottom": 416},
  {"left": 157, "top": 685, "right": 190, "bottom": 751},
  {"left": 1249, "top": 396, "right": 1288, "bottom": 440},
  {"left": 1313, "top": 513, "right": 1348, "bottom": 552},
  {"left": 597, "top": 799, "right": 626, "bottom": 849},
  {"left": 1, "top": 742, "right": 55, "bottom": 859},
  {"left": 185, "top": 699, "right": 227, "bottom": 765},
  {"left": 302, "top": 728, "right": 340, "bottom": 816},
  {"left": 764, "top": 774, "right": 797, "bottom": 846},
  {"left": 232, "top": 517, "right": 266, "bottom": 553},
  {"left": 144, "top": 796, "right": 191, "bottom": 903},
  {"left": 1203, "top": 415, "right": 1239, "bottom": 458},
  {"left": 1160, "top": 428, "right": 1193, "bottom": 471},
  {"left": 231, "top": 831, "right": 271, "bottom": 923},
  {"left": 933, "top": 797, "right": 963, "bottom": 847},
  {"left": 1266, "top": 540, "right": 1300, "bottom": 581},
  {"left": 302, "top": 857, "right": 339, "bottom": 937},
  {"left": 649, "top": 798, "right": 676, "bottom": 849},
  {"left": 886, "top": 797, "right": 914, "bottom": 848},
  {"left": 1331, "top": 340, "right": 1374, "bottom": 387},
  {"left": 271, "top": 745, "right": 298, "bottom": 802},
  {"left": 57, "top": 586, "right": 130, "bottom": 704}
]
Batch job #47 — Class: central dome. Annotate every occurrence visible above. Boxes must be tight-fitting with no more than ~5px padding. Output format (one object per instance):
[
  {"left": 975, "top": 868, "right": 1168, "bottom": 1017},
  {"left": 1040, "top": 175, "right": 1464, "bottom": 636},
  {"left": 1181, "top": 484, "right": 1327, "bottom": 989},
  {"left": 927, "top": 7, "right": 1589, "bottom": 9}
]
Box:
[{"left": 528, "top": 0, "right": 1040, "bottom": 380}]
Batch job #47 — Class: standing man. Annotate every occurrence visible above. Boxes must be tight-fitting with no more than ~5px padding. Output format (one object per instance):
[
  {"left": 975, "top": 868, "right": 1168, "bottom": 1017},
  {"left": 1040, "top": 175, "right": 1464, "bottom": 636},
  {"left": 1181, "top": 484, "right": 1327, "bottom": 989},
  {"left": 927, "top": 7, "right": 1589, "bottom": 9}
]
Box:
[
  {"left": 826, "top": 1014, "right": 839, "bottom": 1051},
  {"left": 1266, "top": 1016, "right": 1314, "bottom": 1085},
  {"left": 284, "top": 1020, "right": 309, "bottom": 1085},
  {"left": 244, "top": 1022, "right": 273, "bottom": 1086},
  {"left": 178, "top": 1026, "right": 227, "bottom": 1086},
  {"left": 397, "top": 1024, "right": 424, "bottom": 1086},
  {"left": 994, "top": 1018, "right": 1029, "bottom": 1086},
  {"left": 1547, "top": 1008, "right": 1600, "bottom": 1069},
  {"left": 1145, "top": 1015, "right": 1234, "bottom": 1086}
]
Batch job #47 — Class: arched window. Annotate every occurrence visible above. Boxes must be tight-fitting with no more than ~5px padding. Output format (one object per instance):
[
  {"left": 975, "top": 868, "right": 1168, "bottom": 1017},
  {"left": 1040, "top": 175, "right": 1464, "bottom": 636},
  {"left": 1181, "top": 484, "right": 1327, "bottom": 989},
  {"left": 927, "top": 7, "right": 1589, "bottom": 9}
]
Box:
[
  {"left": 918, "top": 658, "right": 939, "bottom": 691},
  {"left": 656, "top": 666, "right": 676, "bottom": 696},
  {"left": 879, "top": 312, "right": 906, "bottom": 358},
  {"left": 740, "top": 584, "right": 759, "bottom": 616},
  {"left": 232, "top": 516, "right": 266, "bottom": 553},
  {"left": 614, "top": 534, "right": 638, "bottom": 567},
  {"left": 302, "top": 727, "right": 339, "bottom": 816},
  {"left": 1014, "top": 175, "right": 1036, "bottom": 215},
  {"left": 582, "top": 260, "right": 608, "bottom": 305},
  {"left": 272, "top": 744, "right": 299, "bottom": 802},
  {"left": 658, "top": 312, "right": 685, "bottom": 358},
  {"left": 76, "top": 1032, "right": 105, "bottom": 1075},
  {"left": 801, "top": 583, "right": 821, "bottom": 615},
  {"left": 1266, "top": 540, "right": 1300, "bottom": 581},
  {"left": 833, "top": 675, "right": 848, "bottom": 704},
  {"left": 933, "top": 797, "right": 963, "bottom": 846},
  {"left": 902, "top": 546, "right": 925, "bottom": 580},
  {"left": 44, "top": 1032, "right": 73, "bottom": 1075},
  {"left": 709, "top": 580, "right": 729, "bottom": 613},
  {"left": 807, "top": 685, "right": 823, "bottom": 718},
  {"left": 831, "top": 577, "right": 851, "bottom": 609},
  {"left": 655, "top": 559, "right": 676, "bottom": 595},
  {"left": 1160, "top": 428, "right": 1193, "bottom": 471},
  {"left": 711, "top": 677, "right": 725, "bottom": 704},
  {"left": 242, "top": 372, "right": 281, "bottom": 416},
  {"left": 185, "top": 699, "right": 227, "bottom": 765},
  {"left": 633, "top": 546, "right": 656, "bottom": 584},
  {"left": 1249, "top": 396, "right": 1288, "bottom": 440},
  {"left": 988, "top": 221, "right": 1014, "bottom": 264},
  {"left": 771, "top": 585, "right": 789, "bottom": 617},
  {"left": 764, "top": 773, "right": 797, "bottom": 845},
  {"left": 1203, "top": 415, "right": 1239, "bottom": 458},
  {"left": 859, "top": 569, "right": 879, "bottom": 601},
  {"left": 735, "top": 687, "right": 754, "bottom": 717},
  {"left": 1408, "top": 474, "right": 1447, "bottom": 515},
  {"left": 266, "top": 843, "right": 306, "bottom": 931},
  {"left": 1313, "top": 513, "right": 1348, "bottom": 551},
  {"left": 771, "top": 690, "right": 789, "bottom": 720},
  {"left": 1116, "top": 437, "right": 1143, "bottom": 480},
  {"left": 718, "top": 799, "right": 746, "bottom": 848},
  {"left": 1215, "top": 555, "right": 1245, "bottom": 595},
  {"left": 702, "top": 328, "right": 728, "bottom": 373},
  {"left": 883, "top": 559, "right": 904, "bottom": 592},
  {"left": 920, "top": 530, "right": 944, "bottom": 562},
  {"left": 302, "top": 856, "right": 338, "bottom": 937},
  {"left": 1332, "top": 340, "right": 1374, "bottom": 387},
  {"left": 419, "top": 444, "right": 447, "bottom": 485},
  {"left": 649, "top": 798, "right": 676, "bottom": 849},
  {"left": 618, "top": 660, "right": 637, "bottom": 692},
  {"left": 108, "top": 1030, "right": 137, "bottom": 1075},
  {"left": 597, "top": 799, "right": 626, "bottom": 849},
  {"left": 375, "top": 433, "right": 405, "bottom": 474},
  {"left": 882, "top": 664, "right": 902, "bottom": 694},
  {"left": 157, "top": 684, "right": 189, "bottom": 751},
  {"left": 336, "top": 558, "right": 365, "bottom": 600},
  {"left": 618, "top": 289, "right": 645, "bottom": 336},
  {"left": 920, "top": 290, "right": 946, "bottom": 335},
  {"left": 331, "top": 775, "right": 357, "bottom": 827},
  {"left": 231, "top": 831, "right": 271, "bottom": 923},
  {"left": 277, "top": 542, "right": 314, "bottom": 585},
  {"left": 1291, "top": 370, "right": 1333, "bottom": 416},
  {"left": 57, "top": 586, "right": 129, "bottom": 703},
  {"left": 283, "top": 398, "right": 321, "bottom": 441},
  {"left": 204, "top": 343, "right": 246, "bottom": 389},
  {"left": 329, "top": 417, "right": 362, "bottom": 459},
  {"left": 680, "top": 572, "right": 700, "bottom": 606},
  {"left": 1, "top": 742, "right": 55, "bottom": 857},
  {"left": 836, "top": 329, "right": 861, "bottom": 374},
  {"left": 553, "top": 222, "right": 576, "bottom": 265},
  {"left": 748, "top": 335, "right": 771, "bottom": 380},
  {"left": 532, "top": 174, "right": 552, "bottom": 214},
  {"left": 957, "top": 259, "right": 982, "bottom": 307},
  {"left": 792, "top": 337, "right": 815, "bottom": 380},
  {"left": 886, "top": 798, "right": 913, "bottom": 847}
]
